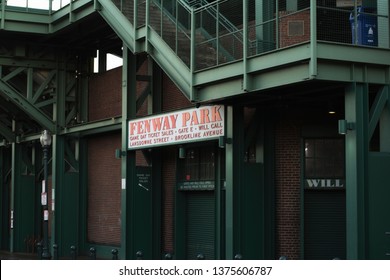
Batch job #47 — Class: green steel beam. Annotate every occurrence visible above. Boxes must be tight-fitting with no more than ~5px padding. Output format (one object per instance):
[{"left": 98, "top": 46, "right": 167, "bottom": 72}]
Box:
[
  {"left": 380, "top": 85, "right": 390, "bottom": 152},
  {"left": 147, "top": 29, "right": 191, "bottom": 100},
  {"left": 225, "top": 105, "right": 234, "bottom": 259},
  {"left": 121, "top": 46, "right": 137, "bottom": 260},
  {"left": 317, "top": 43, "right": 390, "bottom": 67},
  {"left": 32, "top": 71, "right": 56, "bottom": 104},
  {"left": 0, "top": 10, "right": 49, "bottom": 33},
  {"left": 309, "top": 0, "right": 317, "bottom": 78},
  {"left": 0, "top": 122, "right": 14, "bottom": 143},
  {"left": 0, "top": 57, "right": 58, "bottom": 70},
  {"left": 0, "top": 80, "right": 55, "bottom": 132},
  {"left": 369, "top": 86, "right": 389, "bottom": 140},
  {"left": 96, "top": 0, "right": 135, "bottom": 53},
  {"left": 345, "top": 83, "right": 369, "bottom": 260},
  {"left": 9, "top": 124, "right": 16, "bottom": 252},
  {"left": 60, "top": 117, "right": 122, "bottom": 136}
]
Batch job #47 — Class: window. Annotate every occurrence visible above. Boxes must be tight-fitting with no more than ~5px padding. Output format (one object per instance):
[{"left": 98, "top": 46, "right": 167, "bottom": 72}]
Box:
[
  {"left": 304, "top": 138, "right": 345, "bottom": 178},
  {"left": 178, "top": 146, "right": 215, "bottom": 182}
]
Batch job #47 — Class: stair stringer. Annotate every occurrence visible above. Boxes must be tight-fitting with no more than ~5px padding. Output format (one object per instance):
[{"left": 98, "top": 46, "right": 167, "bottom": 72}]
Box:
[{"left": 96, "top": 0, "right": 193, "bottom": 101}]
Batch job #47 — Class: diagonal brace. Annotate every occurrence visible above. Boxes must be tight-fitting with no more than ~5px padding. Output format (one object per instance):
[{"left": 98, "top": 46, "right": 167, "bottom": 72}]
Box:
[
  {"left": 0, "top": 122, "right": 15, "bottom": 142},
  {"left": 0, "top": 79, "right": 55, "bottom": 132},
  {"left": 368, "top": 86, "right": 389, "bottom": 140}
]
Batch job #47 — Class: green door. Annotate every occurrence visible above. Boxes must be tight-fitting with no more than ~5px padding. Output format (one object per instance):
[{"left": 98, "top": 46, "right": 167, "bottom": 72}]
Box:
[
  {"left": 185, "top": 191, "right": 215, "bottom": 260},
  {"left": 1, "top": 148, "right": 11, "bottom": 250},
  {"left": 367, "top": 153, "right": 390, "bottom": 259},
  {"left": 133, "top": 166, "right": 153, "bottom": 259},
  {"left": 241, "top": 163, "right": 265, "bottom": 259},
  {"left": 304, "top": 190, "right": 346, "bottom": 259}
]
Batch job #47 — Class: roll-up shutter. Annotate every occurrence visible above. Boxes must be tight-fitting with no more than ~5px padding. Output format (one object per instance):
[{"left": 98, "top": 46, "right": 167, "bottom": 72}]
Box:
[
  {"left": 185, "top": 191, "right": 215, "bottom": 260},
  {"left": 304, "top": 190, "right": 346, "bottom": 260}
]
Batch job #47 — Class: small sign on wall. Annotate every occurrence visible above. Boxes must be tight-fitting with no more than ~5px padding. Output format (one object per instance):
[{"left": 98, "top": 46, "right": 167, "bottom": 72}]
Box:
[
  {"left": 178, "top": 181, "right": 215, "bottom": 191},
  {"left": 305, "top": 179, "right": 345, "bottom": 189},
  {"left": 336, "top": 0, "right": 362, "bottom": 7}
]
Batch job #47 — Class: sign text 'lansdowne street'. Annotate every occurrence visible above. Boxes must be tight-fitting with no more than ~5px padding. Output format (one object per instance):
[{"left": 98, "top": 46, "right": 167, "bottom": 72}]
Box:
[{"left": 128, "top": 105, "right": 224, "bottom": 149}]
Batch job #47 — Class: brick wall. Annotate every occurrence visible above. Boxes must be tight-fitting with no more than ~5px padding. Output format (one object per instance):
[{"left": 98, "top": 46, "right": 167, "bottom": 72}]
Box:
[
  {"left": 279, "top": 10, "right": 311, "bottom": 48},
  {"left": 274, "top": 119, "right": 301, "bottom": 260},
  {"left": 87, "top": 66, "right": 123, "bottom": 245},
  {"left": 87, "top": 132, "right": 121, "bottom": 245},
  {"left": 87, "top": 58, "right": 195, "bottom": 250},
  {"left": 89, "top": 67, "right": 122, "bottom": 121}
]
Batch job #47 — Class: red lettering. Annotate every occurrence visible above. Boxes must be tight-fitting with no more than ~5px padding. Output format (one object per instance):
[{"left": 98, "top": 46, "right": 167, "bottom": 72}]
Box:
[
  {"left": 182, "top": 112, "right": 190, "bottom": 127},
  {"left": 211, "top": 106, "right": 222, "bottom": 122},
  {"left": 191, "top": 111, "right": 199, "bottom": 125},
  {"left": 162, "top": 116, "right": 170, "bottom": 130},
  {"left": 199, "top": 108, "right": 210, "bottom": 124},
  {"left": 129, "top": 122, "right": 137, "bottom": 135},
  {"left": 170, "top": 114, "right": 178, "bottom": 129},
  {"left": 152, "top": 117, "right": 163, "bottom": 131},
  {"left": 144, "top": 119, "right": 151, "bottom": 133}
]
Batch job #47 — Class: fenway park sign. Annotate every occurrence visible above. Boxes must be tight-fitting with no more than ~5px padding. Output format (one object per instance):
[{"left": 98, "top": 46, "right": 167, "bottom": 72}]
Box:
[{"left": 128, "top": 105, "right": 224, "bottom": 150}]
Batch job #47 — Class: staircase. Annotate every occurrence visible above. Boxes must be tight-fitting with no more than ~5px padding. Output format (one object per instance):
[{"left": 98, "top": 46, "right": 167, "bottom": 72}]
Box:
[{"left": 96, "top": 0, "right": 237, "bottom": 100}]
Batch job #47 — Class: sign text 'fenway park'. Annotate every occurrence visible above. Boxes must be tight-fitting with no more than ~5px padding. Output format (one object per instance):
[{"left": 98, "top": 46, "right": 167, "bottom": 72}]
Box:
[{"left": 128, "top": 105, "right": 224, "bottom": 150}]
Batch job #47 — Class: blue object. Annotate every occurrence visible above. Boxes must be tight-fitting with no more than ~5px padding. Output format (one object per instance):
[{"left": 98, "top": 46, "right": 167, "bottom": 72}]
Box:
[{"left": 349, "top": 7, "right": 378, "bottom": 46}]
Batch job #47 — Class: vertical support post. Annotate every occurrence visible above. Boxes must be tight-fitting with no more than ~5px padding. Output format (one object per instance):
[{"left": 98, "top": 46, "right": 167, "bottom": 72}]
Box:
[
  {"left": 243, "top": 0, "right": 250, "bottom": 91},
  {"left": 121, "top": 45, "right": 137, "bottom": 260},
  {"left": 345, "top": 83, "right": 368, "bottom": 259},
  {"left": 225, "top": 106, "right": 234, "bottom": 259},
  {"left": 1, "top": 0, "right": 5, "bottom": 30},
  {"left": 380, "top": 86, "right": 390, "bottom": 152},
  {"left": 10, "top": 121, "right": 16, "bottom": 253},
  {"left": 309, "top": 0, "right": 317, "bottom": 78},
  {"left": 190, "top": 6, "right": 196, "bottom": 101}
]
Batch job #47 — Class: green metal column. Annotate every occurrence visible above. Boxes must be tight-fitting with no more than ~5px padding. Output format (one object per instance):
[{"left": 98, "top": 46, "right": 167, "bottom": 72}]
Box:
[
  {"left": 0, "top": 147, "right": 10, "bottom": 250},
  {"left": 151, "top": 60, "right": 162, "bottom": 259},
  {"left": 380, "top": 86, "right": 390, "bottom": 152},
  {"left": 225, "top": 106, "right": 234, "bottom": 259},
  {"left": 255, "top": 0, "right": 275, "bottom": 52},
  {"left": 345, "top": 83, "right": 369, "bottom": 259},
  {"left": 9, "top": 121, "right": 16, "bottom": 252},
  {"left": 121, "top": 45, "right": 136, "bottom": 260}
]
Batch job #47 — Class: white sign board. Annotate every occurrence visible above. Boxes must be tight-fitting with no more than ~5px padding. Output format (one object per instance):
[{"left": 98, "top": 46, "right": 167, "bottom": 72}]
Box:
[{"left": 128, "top": 105, "right": 224, "bottom": 150}]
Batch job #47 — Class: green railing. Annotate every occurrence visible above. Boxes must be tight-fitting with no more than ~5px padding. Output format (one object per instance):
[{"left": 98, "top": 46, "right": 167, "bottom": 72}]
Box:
[{"left": 4, "top": 0, "right": 387, "bottom": 72}]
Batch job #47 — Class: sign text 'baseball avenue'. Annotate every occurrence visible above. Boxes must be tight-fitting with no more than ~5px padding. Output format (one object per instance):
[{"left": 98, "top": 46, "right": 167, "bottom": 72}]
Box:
[{"left": 128, "top": 105, "right": 224, "bottom": 149}]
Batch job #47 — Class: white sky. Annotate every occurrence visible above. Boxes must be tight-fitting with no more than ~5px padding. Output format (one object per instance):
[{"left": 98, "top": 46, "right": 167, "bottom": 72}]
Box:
[
  {"left": 94, "top": 54, "right": 123, "bottom": 72},
  {"left": 6, "top": 0, "right": 70, "bottom": 11}
]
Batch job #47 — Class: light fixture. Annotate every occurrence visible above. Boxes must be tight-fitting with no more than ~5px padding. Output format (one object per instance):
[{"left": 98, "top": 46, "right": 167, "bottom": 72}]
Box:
[
  {"left": 338, "top": 119, "right": 355, "bottom": 135},
  {"left": 328, "top": 102, "right": 336, "bottom": 115},
  {"left": 219, "top": 136, "right": 232, "bottom": 148},
  {"left": 179, "top": 146, "right": 186, "bottom": 159},
  {"left": 40, "top": 130, "right": 52, "bottom": 147},
  {"left": 115, "top": 149, "right": 127, "bottom": 159}
]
